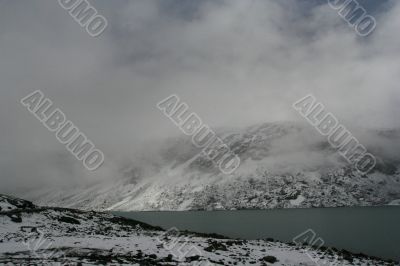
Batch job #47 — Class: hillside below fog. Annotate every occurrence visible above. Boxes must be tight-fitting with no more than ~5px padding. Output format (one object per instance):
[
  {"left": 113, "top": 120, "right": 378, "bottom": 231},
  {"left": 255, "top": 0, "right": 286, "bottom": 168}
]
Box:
[{"left": 17, "top": 122, "right": 400, "bottom": 211}]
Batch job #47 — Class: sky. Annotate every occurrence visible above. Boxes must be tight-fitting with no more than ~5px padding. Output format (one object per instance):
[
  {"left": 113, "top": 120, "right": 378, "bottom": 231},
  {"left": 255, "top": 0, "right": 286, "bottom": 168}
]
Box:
[{"left": 0, "top": 0, "right": 399, "bottom": 190}]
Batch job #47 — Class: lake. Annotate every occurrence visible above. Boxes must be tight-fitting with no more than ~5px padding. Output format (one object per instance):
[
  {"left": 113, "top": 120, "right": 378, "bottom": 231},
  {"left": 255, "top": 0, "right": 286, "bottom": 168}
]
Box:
[{"left": 113, "top": 206, "right": 400, "bottom": 261}]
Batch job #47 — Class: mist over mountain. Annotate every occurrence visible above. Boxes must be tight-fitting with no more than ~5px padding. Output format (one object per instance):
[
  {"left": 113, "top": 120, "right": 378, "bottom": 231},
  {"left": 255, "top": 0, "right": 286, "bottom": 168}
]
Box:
[
  {"left": 2, "top": 1, "right": 400, "bottom": 265},
  {"left": 0, "top": 1, "right": 399, "bottom": 210},
  {"left": 15, "top": 121, "right": 400, "bottom": 211}
]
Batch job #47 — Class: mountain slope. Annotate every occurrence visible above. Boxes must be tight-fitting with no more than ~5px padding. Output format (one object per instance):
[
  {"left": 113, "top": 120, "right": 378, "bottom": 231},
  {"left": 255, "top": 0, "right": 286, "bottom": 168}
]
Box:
[{"left": 17, "top": 122, "right": 400, "bottom": 211}]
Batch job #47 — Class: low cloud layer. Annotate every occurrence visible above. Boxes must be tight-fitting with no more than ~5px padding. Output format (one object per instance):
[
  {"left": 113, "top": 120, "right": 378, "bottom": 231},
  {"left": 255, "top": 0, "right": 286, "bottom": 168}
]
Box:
[{"left": 0, "top": 0, "right": 399, "bottom": 190}]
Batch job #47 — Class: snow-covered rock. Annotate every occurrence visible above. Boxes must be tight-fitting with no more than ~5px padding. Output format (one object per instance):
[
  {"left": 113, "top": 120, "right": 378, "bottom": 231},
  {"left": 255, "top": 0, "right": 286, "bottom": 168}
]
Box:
[
  {"left": 0, "top": 194, "right": 36, "bottom": 212},
  {"left": 0, "top": 195, "right": 396, "bottom": 265},
  {"left": 15, "top": 122, "right": 400, "bottom": 211}
]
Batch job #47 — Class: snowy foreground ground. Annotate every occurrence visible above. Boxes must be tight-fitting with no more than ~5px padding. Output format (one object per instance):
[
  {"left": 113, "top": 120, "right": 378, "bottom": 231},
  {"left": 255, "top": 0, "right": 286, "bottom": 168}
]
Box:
[{"left": 0, "top": 195, "right": 397, "bottom": 265}]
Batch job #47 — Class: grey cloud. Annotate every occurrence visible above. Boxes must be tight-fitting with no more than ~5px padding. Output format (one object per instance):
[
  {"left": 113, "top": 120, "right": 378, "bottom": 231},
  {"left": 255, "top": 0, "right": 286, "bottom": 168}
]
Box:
[{"left": 0, "top": 0, "right": 399, "bottom": 190}]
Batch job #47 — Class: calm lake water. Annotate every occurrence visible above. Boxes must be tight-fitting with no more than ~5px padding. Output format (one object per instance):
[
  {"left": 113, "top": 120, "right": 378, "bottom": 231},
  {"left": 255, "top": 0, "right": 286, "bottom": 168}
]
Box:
[{"left": 113, "top": 206, "right": 400, "bottom": 261}]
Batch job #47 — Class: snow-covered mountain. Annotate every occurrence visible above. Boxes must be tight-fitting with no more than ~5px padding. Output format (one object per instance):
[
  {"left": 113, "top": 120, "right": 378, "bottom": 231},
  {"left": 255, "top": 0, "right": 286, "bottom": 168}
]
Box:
[
  {"left": 0, "top": 194, "right": 396, "bottom": 265},
  {"left": 18, "top": 122, "right": 400, "bottom": 211}
]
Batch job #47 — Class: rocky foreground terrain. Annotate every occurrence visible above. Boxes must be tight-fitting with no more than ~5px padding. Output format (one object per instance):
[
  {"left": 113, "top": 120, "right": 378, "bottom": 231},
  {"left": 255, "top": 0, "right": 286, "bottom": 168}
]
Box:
[{"left": 0, "top": 194, "right": 398, "bottom": 265}]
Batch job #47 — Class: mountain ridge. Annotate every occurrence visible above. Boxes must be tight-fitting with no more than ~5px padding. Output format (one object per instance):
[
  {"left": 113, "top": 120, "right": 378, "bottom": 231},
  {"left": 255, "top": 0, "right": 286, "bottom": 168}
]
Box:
[{"left": 13, "top": 121, "right": 400, "bottom": 211}]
